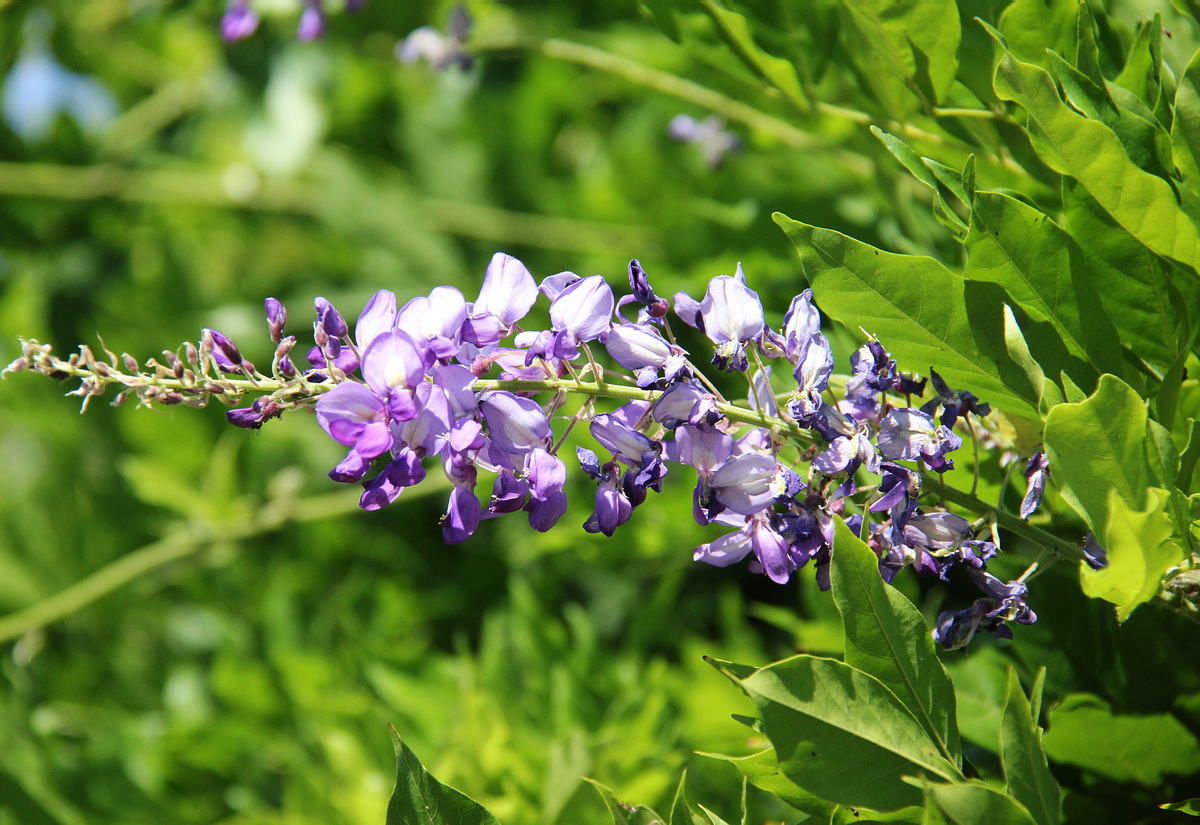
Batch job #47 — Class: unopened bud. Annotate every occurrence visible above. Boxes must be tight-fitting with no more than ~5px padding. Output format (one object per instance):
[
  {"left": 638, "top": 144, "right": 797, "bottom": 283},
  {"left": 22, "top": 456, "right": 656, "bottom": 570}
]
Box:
[
  {"left": 123, "top": 353, "right": 139, "bottom": 372},
  {"left": 265, "top": 297, "right": 287, "bottom": 343}
]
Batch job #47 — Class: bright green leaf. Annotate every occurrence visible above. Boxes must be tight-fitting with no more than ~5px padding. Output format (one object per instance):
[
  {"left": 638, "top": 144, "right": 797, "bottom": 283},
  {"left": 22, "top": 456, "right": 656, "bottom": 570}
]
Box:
[
  {"left": 830, "top": 519, "right": 961, "bottom": 768},
  {"left": 998, "top": 0, "right": 1075, "bottom": 68},
  {"left": 1081, "top": 487, "right": 1183, "bottom": 620},
  {"left": 742, "top": 655, "right": 962, "bottom": 811},
  {"left": 999, "top": 670, "right": 1060, "bottom": 825},
  {"left": 1161, "top": 799, "right": 1200, "bottom": 815},
  {"left": 774, "top": 212, "right": 1042, "bottom": 420},
  {"left": 837, "top": 0, "right": 961, "bottom": 114},
  {"left": 991, "top": 41, "right": 1200, "bottom": 273},
  {"left": 1174, "top": 46, "right": 1200, "bottom": 220},
  {"left": 584, "top": 778, "right": 666, "bottom": 825},
  {"left": 965, "top": 190, "right": 1121, "bottom": 383},
  {"left": 386, "top": 729, "right": 501, "bottom": 825},
  {"left": 872, "top": 127, "right": 968, "bottom": 235},
  {"left": 1042, "top": 374, "right": 1152, "bottom": 537},
  {"left": 1061, "top": 179, "right": 1198, "bottom": 372},
  {"left": 700, "top": 2, "right": 808, "bottom": 110},
  {"left": 926, "top": 780, "right": 1039, "bottom": 825},
  {"left": 1041, "top": 694, "right": 1200, "bottom": 785},
  {"left": 697, "top": 749, "right": 839, "bottom": 821}
]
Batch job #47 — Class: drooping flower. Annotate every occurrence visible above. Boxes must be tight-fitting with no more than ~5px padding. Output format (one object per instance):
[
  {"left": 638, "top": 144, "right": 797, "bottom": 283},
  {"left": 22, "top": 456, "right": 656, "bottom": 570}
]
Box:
[{"left": 1020, "top": 451, "right": 1050, "bottom": 520}]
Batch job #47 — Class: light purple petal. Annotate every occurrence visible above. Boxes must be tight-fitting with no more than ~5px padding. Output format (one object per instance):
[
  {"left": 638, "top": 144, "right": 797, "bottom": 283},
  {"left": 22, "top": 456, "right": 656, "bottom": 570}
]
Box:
[
  {"left": 477, "top": 253, "right": 538, "bottom": 325},
  {"left": 316, "top": 382, "right": 384, "bottom": 445},
  {"left": 550, "top": 275, "right": 614, "bottom": 342},
  {"left": 362, "top": 329, "right": 425, "bottom": 397},
  {"left": 356, "top": 289, "right": 398, "bottom": 350},
  {"left": 478, "top": 391, "right": 552, "bottom": 456}
]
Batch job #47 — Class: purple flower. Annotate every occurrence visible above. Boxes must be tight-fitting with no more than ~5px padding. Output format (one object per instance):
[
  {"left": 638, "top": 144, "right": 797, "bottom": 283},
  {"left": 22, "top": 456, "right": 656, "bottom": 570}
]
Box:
[
  {"left": 397, "top": 5, "right": 473, "bottom": 70},
  {"left": 877, "top": 408, "right": 961, "bottom": 472},
  {"left": 355, "top": 290, "right": 398, "bottom": 351},
  {"left": 221, "top": 0, "right": 259, "bottom": 41},
  {"left": 667, "top": 114, "right": 741, "bottom": 168},
  {"left": 789, "top": 333, "right": 834, "bottom": 419},
  {"left": 203, "top": 328, "right": 248, "bottom": 373},
  {"left": 464, "top": 253, "right": 538, "bottom": 347},
  {"left": 265, "top": 298, "right": 287, "bottom": 343},
  {"left": 549, "top": 274, "right": 614, "bottom": 343},
  {"left": 1020, "top": 451, "right": 1050, "bottom": 520},
  {"left": 397, "top": 286, "right": 468, "bottom": 364},
  {"left": 921, "top": 369, "right": 991, "bottom": 428},
  {"left": 675, "top": 268, "right": 766, "bottom": 372},
  {"left": 443, "top": 485, "right": 481, "bottom": 544},
  {"left": 478, "top": 391, "right": 552, "bottom": 457},
  {"left": 297, "top": 1, "right": 325, "bottom": 41},
  {"left": 782, "top": 289, "right": 821, "bottom": 357},
  {"left": 709, "top": 452, "right": 778, "bottom": 516},
  {"left": 619, "top": 259, "right": 670, "bottom": 324},
  {"left": 523, "top": 448, "right": 568, "bottom": 532},
  {"left": 932, "top": 599, "right": 994, "bottom": 650},
  {"left": 653, "top": 382, "right": 722, "bottom": 430}
]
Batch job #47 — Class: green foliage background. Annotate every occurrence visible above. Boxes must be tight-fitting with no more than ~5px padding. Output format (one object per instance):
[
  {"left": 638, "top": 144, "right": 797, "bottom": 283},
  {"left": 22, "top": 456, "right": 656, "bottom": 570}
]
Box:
[{"left": 2, "top": 1, "right": 1200, "bottom": 823}]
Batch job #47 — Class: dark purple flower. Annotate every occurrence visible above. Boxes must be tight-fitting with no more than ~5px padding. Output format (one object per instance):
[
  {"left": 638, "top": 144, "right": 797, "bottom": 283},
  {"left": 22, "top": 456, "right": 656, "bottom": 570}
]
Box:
[
  {"left": 203, "top": 328, "right": 245, "bottom": 372},
  {"left": 265, "top": 298, "right": 287, "bottom": 343},
  {"left": 618, "top": 259, "right": 670, "bottom": 324},
  {"left": 921, "top": 368, "right": 991, "bottom": 428},
  {"left": 1082, "top": 533, "right": 1108, "bottom": 570},
  {"left": 227, "top": 396, "right": 282, "bottom": 429},
  {"left": 314, "top": 297, "right": 348, "bottom": 340},
  {"left": 932, "top": 599, "right": 993, "bottom": 650},
  {"left": 1020, "top": 451, "right": 1050, "bottom": 520},
  {"left": 443, "top": 485, "right": 481, "bottom": 544}
]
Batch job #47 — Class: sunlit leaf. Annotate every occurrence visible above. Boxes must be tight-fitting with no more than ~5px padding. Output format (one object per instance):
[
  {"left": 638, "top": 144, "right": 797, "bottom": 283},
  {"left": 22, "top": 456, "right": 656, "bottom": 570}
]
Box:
[
  {"left": 585, "top": 778, "right": 666, "bottom": 825},
  {"left": 742, "top": 655, "right": 961, "bottom": 811},
  {"left": 1041, "top": 694, "right": 1200, "bottom": 785},
  {"left": 1081, "top": 487, "right": 1183, "bottom": 621},
  {"left": 830, "top": 519, "right": 961, "bottom": 768},
  {"left": 990, "top": 38, "right": 1200, "bottom": 273},
  {"left": 774, "top": 212, "right": 1042, "bottom": 420},
  {"left": 386, "top": 729, "right": 501, "bottom": 825},
  {"left": 924, "top": 780, "right": 1039, "bottom": 825}
]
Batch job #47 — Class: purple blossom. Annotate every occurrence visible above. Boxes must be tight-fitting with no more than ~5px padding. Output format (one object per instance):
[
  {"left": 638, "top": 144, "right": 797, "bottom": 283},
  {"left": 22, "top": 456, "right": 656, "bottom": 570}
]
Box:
[
  {"left": 297, "top": 1, "right": 325, "bottom": 41},
  {"left": 675, "top": 268, "right": 765, "bottom": 372},
  {"left": 667, "top": 114, "right": 741, "bottom": 167},
  {"left": 921, "top": 369, "right": 991, "bottom": 428},
  {"left": 265, "top": 298, "right": 287, "bottom": 343},
  {"left": 653, "top": 382, "right": 722, "bottom": 430},
  {"left": 877, "top": 407, "right": 961, "bottom": 472},
  {"left": 221, "top": 0, "right": 259, "bottom": 41},
  {"left": 478, "top": 391, "right": 552, "bottom": 457},
  {"left": 1020, "top": 451, "right": 1050, "bottom": 520},
  {"left": 618, "top": 259, "right": 669, "bottom": 324},
  {"left": 709, "top": 452, "right": 778, "bottom": 515}
]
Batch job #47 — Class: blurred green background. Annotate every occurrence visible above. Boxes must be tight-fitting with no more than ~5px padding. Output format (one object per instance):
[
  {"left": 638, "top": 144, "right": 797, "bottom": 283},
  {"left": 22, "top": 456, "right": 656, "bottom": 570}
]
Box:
[{"left": 2, "top": 1, "right": 1198, "bottom": 823}]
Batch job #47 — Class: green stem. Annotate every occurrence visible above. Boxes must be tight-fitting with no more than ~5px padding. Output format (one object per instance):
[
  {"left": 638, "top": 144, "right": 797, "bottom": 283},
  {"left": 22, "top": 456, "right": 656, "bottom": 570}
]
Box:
[{"left": 923, "top": 475, "right": 1085, "bottom": 562}]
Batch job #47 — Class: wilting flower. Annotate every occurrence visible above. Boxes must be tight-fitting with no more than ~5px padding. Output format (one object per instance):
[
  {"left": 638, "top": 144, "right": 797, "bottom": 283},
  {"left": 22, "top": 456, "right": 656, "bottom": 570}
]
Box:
[{"left": 1020, "top": 451, "right": 1050, "bottom": 519}]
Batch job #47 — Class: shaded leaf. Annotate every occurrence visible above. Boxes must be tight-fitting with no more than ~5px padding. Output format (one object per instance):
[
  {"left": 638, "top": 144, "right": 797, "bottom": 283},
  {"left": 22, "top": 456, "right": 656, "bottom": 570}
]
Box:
[
  {"left": 872, "top": 127, "right": 968, "bottom": 235},
  {"left": 1000, "top": 669, "right": 1060, "bottom": 825},
  {"left": 830, "top": 519, "right": 961, "bottom": 768},
  {"left": 585, "top": 778, "right": 666, "bottom": 825},
  {"left": 697, "top": 748, "right": 839, "bottom": 820},
  {"left": 1041, "top": 694, "right": 1200, "bottom": 785},
  {"left": 742, "top": 655, "right": 961, "bottom": 811},
  {"left": 990, "top": 38, "right": 1200, "bottom": 273},
  {"left": 386, "top": 728, "right": 501, "bottom": 825},
  {"left": 774, "top": 212, "right": 1041, "bottom": 420}
]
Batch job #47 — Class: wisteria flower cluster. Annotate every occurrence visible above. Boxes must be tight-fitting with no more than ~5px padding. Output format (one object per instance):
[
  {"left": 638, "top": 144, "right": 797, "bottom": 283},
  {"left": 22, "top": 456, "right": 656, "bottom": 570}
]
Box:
[
  {"left": 5, "top": 253, "right": 1052, "bottom": 649},
  {"left": 221, "top": 0, "right": 365, "bottom": 43}
]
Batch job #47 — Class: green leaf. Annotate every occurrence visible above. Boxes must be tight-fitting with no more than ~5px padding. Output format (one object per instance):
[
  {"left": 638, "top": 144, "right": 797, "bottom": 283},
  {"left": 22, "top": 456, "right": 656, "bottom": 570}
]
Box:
[
  {"left": 698, "top": 749, "right": 839, "bottom": 820},
  {"left": 1081, "top": 487, "right": 1183, "bottom": 621},
  {"left": 1002, "top": 304, "right": 1063, "bottom": 412},
  {"left": 386, "top": 728, "right": 501, "bottom": 825},
  {"left": 1145, "top": 417, "right": 1195, "bottom": 547},
  {"left": 998, "top": 0, "right": 1075, "bottom": 68},
  {"left": 1061, "top": 179, "right": 1198, "bottom": 372},
  {"left": 1113, "top": 13, "right": 1166, "bottom": 114},
  {"left": 741, "top": 655, "right": 962, "bottom": 811},
  {"left": 872, "top": 127, "right": 968, "bottom": 235},
  {"left": 990, "top": 39, "right": 1200, "bottom": 273},
  {"left": 584, "top": 778, "right": 666, "bottom": 825},
  {"left": 999, "top": 670, "right": 1060, "bottom": 825},
  {"left": 1174, "top": 47, "right": 1200, "bottom": 219},
  {"left": 837, "top": 0, "right": 961, "bottom": 114},
  {"left": 1179, "top": 418, "right": 1200, "bottom": 492},
  {"left": 1041, "top": 694, "right": 1200, "bottom": 785},
  {"left": 1161, "top": 799, "right": 1200, "bottom": 816},
  {"left": 703, "top": 655, "right": 758, "bottom": 684},
  {"left": 668, "top": 771, "right": 705, "bottom": 825},
  {"left": 700, "top": 2, "right": 808, "bottom": 110},
  {"left": 774, "top": 212, "right": 1042, "bottom": 420},
  {"left": 925, "top": 781, "right": 1039, "bottom": 825},
  {"left": 1042, "top": 374, "right": 1152, "bottom": 537},
  {"left": 830, "top": 519, "right": 961, "bottom": 768},
  {"left": 965, "top": 190, "right": 1121, "bottom": 383}
]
